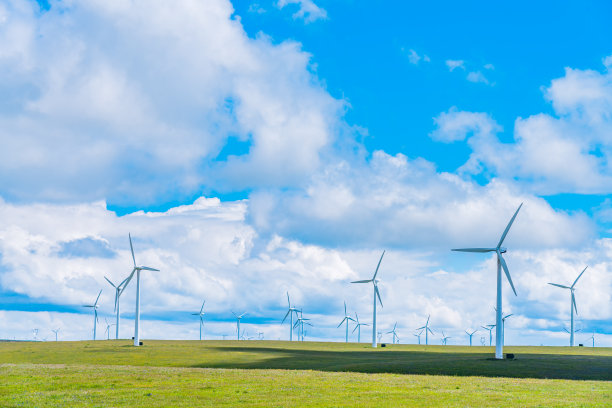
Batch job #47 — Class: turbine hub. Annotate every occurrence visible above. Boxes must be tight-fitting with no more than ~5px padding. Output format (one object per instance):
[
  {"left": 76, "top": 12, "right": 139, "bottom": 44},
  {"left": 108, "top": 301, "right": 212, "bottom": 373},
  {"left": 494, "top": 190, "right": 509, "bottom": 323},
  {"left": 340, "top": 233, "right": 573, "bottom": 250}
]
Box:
[{"left": 498, "top": 247, "right": 507, "bottom": 253}]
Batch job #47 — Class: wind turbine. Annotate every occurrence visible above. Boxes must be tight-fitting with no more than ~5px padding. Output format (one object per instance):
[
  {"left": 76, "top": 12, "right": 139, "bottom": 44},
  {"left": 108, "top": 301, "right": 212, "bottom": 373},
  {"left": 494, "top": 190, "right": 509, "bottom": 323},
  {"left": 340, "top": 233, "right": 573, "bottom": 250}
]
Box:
[
  {"left": 104, "top": 318, "right": 115, "bottom": 340},
  {"left": 416, "top": 315, "right": 434, "bottom": 345},
  {"left": 501, "top": 313, "right": 513, "bottom": 347},
  {"left": 104, "top": 275, "right": 130, "bottom": 340},
  {"left": 387, "top": 322, "right": 399, "bottom": 344},
  {"left": 32, "top": 328, "right": 39, "bottom": 341},
  {"left": 51, "top": 328, "right": 60, "bottom": 342},
  {"left": 441, "top": 331, "right": 450, "bottom": 345},
  {"left": 294, "top": 310, "right": 312, "bottom": 342},
  {"left": 282, "top": 292, "right": 300, "bottom": 341},
  {"left": 257, "top": 331, "right": 264, "bottom": 340},
  {"left": 191, "top": 301, "right": 206, "bottom": 341},
  {"left": 589, "top": 332, "right": 595, "bottom": 347},
  {"left": 481, "top": 324, "right": 495, "bottom": 346},
  {"left": 124, "top": 233, "right": 160, "bottom": 347},
  {"left": 414, "top": 329, "right": 424, "bottom": 345},
  {"left": 377, "top": 331, "right": 383, "bottom": 343},
  {"left": 83, "top": 289, "right": 102, "bottom": 340},
  {"left": 548, "top": 266, "right": 588, "bottom": 347},
  {"left": 452, "top": 203, "right": 522, "bottom": 359},
  {"left": 337, "top": 301, "right": 356, "bottom": 343},
  {"left": 466, "top": 329, "right": 478, "bottom": 346},
  {"left": 232, "top": 311, "right": 247, "bottom": 340},
  {"left": 352, "top": 313, "right": 370, "bottom": 343},
  {"left": 351, "top": 250, "right": 385, "bottom": 348}
]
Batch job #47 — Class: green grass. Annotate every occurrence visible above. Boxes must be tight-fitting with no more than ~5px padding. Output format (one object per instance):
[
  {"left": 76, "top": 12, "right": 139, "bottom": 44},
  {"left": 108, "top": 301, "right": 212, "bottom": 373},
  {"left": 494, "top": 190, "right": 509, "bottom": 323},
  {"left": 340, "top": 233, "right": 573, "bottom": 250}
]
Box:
[{"left": 1, "top": 340, "right": 611, "bottom": 407}]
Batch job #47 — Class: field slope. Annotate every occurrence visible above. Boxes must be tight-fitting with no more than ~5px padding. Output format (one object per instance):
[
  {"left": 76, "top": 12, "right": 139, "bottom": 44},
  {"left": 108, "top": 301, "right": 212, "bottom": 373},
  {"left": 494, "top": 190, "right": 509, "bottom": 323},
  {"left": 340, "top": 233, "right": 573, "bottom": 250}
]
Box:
[{"left": 1, "top": 340, "right": 611, "bottom": 407}]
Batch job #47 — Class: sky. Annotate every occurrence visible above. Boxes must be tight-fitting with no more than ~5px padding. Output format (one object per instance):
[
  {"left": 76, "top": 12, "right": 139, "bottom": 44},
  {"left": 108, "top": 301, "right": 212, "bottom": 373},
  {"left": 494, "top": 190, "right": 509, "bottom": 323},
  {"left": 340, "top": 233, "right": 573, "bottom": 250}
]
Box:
[{"left": 0, "top": 0, "right": 611, "bottom": 346}]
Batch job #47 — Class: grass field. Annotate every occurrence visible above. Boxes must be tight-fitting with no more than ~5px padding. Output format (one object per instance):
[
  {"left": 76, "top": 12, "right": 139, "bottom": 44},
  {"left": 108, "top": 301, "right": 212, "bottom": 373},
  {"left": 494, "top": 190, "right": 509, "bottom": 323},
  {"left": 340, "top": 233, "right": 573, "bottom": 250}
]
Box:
[{"left": 1, "top": 340, "right": 610, "bottom": 407}]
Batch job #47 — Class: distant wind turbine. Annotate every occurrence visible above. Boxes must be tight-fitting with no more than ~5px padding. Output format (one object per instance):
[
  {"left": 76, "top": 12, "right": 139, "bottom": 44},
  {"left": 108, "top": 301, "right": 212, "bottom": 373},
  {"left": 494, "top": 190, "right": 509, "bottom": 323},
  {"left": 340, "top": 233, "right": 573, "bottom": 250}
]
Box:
[
  {"left": 452, "top": 203, "right": 522, "bottom": 359},
  {"left": 192, "top": 301, "right": 206, "bottom": 341},
  {"left": 83, "top": 289, "right": 102, "bottom": 340},
  {"left": 293, "top": 309, "right": 312, "bottom": 342},
  {"left": 352, "top": 313, "right": 370, "bottom": 343},
  {"left": 387, "top": 322, "right": 399, "bottom": 344},
  {"left": 466, "top": 329, "right": 478, "bottom": 346},
  {"left": 337, "top": 301, "right": 356, "bottom": 343},
  {"left": 282, "top": 292, "right": 300, "bottom": 341},
  {"left": 51, "top": 328, "right": 60, "bottom": 342},
  {"left": 414, "top": 329, "right": 424, "bottom": 345},
  {"left": 416, "top": 315, "right": 434, "bottom": 345},
  {"left": 589, "top": 332, "right": 595, "bottom": 347},
  {"left": 441, "top": 331, "right": 450, "bottom": 345},
  {"left": 548, "top": 266, "right": 588, "bottom": 347},
  {"left": 232, "top": 311, "right": 247, "bottom": 340},
  {"left": 501, "top": 313, "right": 513, "bottom": 347},
  {"left": 124, "top": 233, "right": 160, "bottom": 347},
  {"left": 351, "top": 251, "right": 385, "bottom": 348},
  {"left": 481, "top": 324, "right": 495, "bottom": 346},
  {"left": 104, "top": 275, "right": 131, "bottom": 340},
  {"left": 104, "top": 318, "right": 115, "bottom": 340}
]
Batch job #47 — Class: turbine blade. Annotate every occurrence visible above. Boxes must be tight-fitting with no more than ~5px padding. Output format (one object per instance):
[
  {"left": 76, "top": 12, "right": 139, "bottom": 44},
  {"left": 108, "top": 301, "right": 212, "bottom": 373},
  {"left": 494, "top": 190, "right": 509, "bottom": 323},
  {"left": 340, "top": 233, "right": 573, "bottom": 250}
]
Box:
[
  {"left": 416, "top": 326, "right": 425, "bottom": 330},
  {"left": 572, "top": 293, "right": 578, "bottom": 315},
  {"left": 451, "top": 248, "right": 496, "bottom": 253},
  {"left": 104, "top": 276, "right": 117, "bottom": 288},
  {"left": 337, "top": 318, "right": 346, "bottom": 328},
  {"left": 129, "top": 233, "right": 136, "bottom": 267},
  {"left": 374, "top": 284, "right": 383, "bottom": 307},
  {"left": 286, "top": 292, "right": 290, "bottom": 307},
  {"left": 94, "top": 290, "right": 102, "bottom": 306},
  {"left": 200, "top": 301, "right": 205, "bottom": 314},
  {"left": 372, "top": 250, "right": 385, "bottom": 280},
  {"left": 497, "top": 203, "right": 523, "bottom": 248},
  {"left": 571, "top": 266, "right": 588, "bottom": 288},
  {"left": 140, "top": 266, "right": 159, "bottom": 271},
  {"left": 503, "top": 313, "right": 513, "bottom": 319},
  {"left": 351, "top": 279, "right": 372, "bottom": 284},
  {"left": 499, "top": 253, "right": 517, "bottom": 296},
  {"left": 119, "top": 269, "right": 136, "bottom": 296},
  {"left": 344, "top": 301, "right": 347, "bottom": 315},
  {"left": 548, "top": 283, "right": 570, "bottom": 289}
]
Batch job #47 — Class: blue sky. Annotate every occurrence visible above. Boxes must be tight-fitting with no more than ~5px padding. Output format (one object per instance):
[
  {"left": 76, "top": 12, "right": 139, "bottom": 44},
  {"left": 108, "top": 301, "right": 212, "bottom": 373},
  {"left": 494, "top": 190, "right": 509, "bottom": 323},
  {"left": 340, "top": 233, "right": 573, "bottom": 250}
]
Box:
[{"left": 0, "top": 0, "right": 610, "bottom": 345}]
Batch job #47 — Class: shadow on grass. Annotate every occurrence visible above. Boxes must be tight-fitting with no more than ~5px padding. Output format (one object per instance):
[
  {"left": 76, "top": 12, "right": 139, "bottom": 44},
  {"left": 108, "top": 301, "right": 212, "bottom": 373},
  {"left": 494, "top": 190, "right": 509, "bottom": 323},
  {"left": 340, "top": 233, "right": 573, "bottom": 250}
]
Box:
[{"left": 193, "top": 346, "right": 612, "bottom": 380}]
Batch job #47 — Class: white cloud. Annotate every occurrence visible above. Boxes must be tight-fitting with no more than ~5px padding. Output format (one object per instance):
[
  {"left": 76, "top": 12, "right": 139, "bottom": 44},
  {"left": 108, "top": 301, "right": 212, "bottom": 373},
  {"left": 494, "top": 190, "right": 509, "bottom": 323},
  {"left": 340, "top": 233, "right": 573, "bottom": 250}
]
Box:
[
  {"left": 248, "top": 3, "right": 266, "bottom": 14},
  {"left": 430, "top": 108, "right": 500, "bottom": 143},
  {"left": 0, "top": 0, "right": 342, "bottom": 205},
  {"left": 445, "top": 59, "right": 465, "bottom": 72},
  {"left": 277, "top": 0, "right": 327, "bottom": 23},
  {"left": 404, "top": 48, "right": 430, "bottom": 65},
  {"left": 466, "top": 70, "right": 490, "bottom": 85},
  {"left": 603, "top": 54, "right": 612, "bottom": 70},
  {"left": 484, "top": 63, "right": 495, "bottom": 70}
]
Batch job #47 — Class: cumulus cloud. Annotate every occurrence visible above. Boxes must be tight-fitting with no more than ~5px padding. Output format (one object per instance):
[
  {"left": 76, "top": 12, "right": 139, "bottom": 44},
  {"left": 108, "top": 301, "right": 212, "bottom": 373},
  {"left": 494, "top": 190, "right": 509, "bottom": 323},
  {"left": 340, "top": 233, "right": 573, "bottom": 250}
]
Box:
[
  {"left": 430, "top": 108, "right": 500, "bottom": 143},
  {"left": 445, "top": 59, "right": 465, "bottom": 71},
  {"left": 466, "top": 70, "right": 490, "bottom": 85},
  {"left": 0, "top": 0, "right": 342, "bottom": 205},
  {"left": 277, "top": 0, "right": 327, "bottom": 23}
]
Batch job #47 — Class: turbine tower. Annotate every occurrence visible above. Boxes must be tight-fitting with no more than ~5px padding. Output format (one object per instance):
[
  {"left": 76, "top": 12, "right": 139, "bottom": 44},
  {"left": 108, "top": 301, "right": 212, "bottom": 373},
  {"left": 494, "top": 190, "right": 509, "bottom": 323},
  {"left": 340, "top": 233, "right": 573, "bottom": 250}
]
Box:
[
  {"left": 452, "top": 203, "right": 522, "bottom": 359},
  {"left": 351, "top": 250, "right": 385, "bottom": 348},
  {"left": 589, "top": 332, "right": 595, "bottom": 347},
  {"left": 232, "top": 311, "right": 247, "bottom": 340},
  {"left": 192, "top": 301, "right": 206, "bottom": 341},
  {"left": 352, "top": 313, "right": 370, "bottom": 343},
  {"left": 83, "top": 289, "right": 102, "bottom": 340},
  {"left": 386, "top": 322, "right": 399, "bottom": 344},
  {"left": 104, "top": 275, "right": 130, "bottom": 340},
  {"left": 282, "top": 292, "right": 299, "bottom": 341},
  {"left": 416, "top": 315, "right": 434, "bottom": 345},
  {"left": 548, "top": 266, "right": 588, "bottom": 346},
  {"left": 466, "top": 329, "right": 478, "bottom": 346},
  {"left": 124, "top": 233, "right": 160, "bottom": 347},
  {"left": 52, "top": 328, "right": 60, "bottom": 342},
  {"left": 481, "top": 324, "right": 495, "bottom": 346},
  {"left": 337, "top": 301, "right": 356, "bottom": 343}
]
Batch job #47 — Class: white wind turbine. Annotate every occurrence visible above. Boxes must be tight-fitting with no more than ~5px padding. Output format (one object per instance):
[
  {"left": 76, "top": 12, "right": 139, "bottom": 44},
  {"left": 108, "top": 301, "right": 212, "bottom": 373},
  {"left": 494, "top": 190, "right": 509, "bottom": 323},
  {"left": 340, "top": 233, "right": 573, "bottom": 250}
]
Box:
[
  {"left": 282, "top": 292, "right": 300, "bottom": 341},
  {"left": 104, "top": 275, "right": 131, "bottom": 340},
  {"left": 232, "top": 311, "right": 247, "bottom": 340},
  {"left": 501, "top": 313, "right": 513, "bottom": 347},
  {"left": 192, "top": 301, "right": 206, "bottom": 341},
  {"left": 589, "top": 332, "right": 595, "bottom": 347},
  {"left": 548, "top": 266, "right": 588, "bottom": 347},
  {"left": 416, "top": 315, "right": 434, "bottom": 345},
  {"left": 466, "top": 329, "right": 478, "bottom": 346},
  {"left": 481, "top": 324, "right": 495, "bottom": 346},
  {"left": 351, "top": 250, "right": 385, "bottom": 348},
  {"left": 104, "top": 318, "right": 116, "bottom": 340},
  {"left": 414, "top": 328, "right": 424, "bottom": 345},
  {"left": 83, "top": 289, "right": 102, "bottom": 340},
  {"left": 441, "top": 331, "right": 450, "bottom": 345},
  {"left": 124, "top": 233, "right": 160, "bottom": 347},
  {"left": 352, "top": 313, "right": 370, "bottom": 343},
  {"left": 452, "top": 203, "right": 522, "bottom": 359},
  {"left": 52, "top": 328, "right": 60, "bottom": 342},
  {"left": 294, "top": 310, "right": 312, "bottom": 342},
  {"left": 387, "top": 322, "right": 399, "bottom": 344},
  {"left": 337, "top": 301, "right": 356, "bottom": 343}
]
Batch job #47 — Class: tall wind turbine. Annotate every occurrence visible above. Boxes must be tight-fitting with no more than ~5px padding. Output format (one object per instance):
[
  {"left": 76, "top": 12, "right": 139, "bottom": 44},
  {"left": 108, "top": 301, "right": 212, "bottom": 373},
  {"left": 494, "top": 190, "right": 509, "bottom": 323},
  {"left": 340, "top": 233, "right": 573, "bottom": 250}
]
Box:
[
  {"left": 387, "top": 322, "right": 399, "bottom": 344},
  {"left": 548, "top": 266, "right": 588, "bottom": 347},
  {"left": 52, "top": 328, "right": 60, "bottom": 342},
  {"left": 232, "top": 311, "right": 247, "bottom": 340},
  {"left": 104, "top": 275, "right": 130, "bottom": 340},
  {"left": 452, "top": 203, "right": 522, "bottom": 359},
  {"left": 83, "top": 289, "right": 102, "bottom": 340},
  {"left": 441, "top": 331, "right": 450, "bottom": 345},
  {"left": 337, "top": 301, "right": 356, "bottom": 343},
  {"left": 466, "top": 329, "right": 478, "bottom": 346},
  {"left": 192, "top": 301, "right": 206, "bottom": 341},
  {"left": 282, "top": 292, "right": 300, "bottom": 341},
  {"left": 351, "top": 250, "right": 385, "bottom": 347},
  {"left": 482, "top": 324, "right": 495, "bottom": 346},
  {"left": 124, "top": 233, "right": 160, "bottom": 347},
  {"left": 416, "top": 315, "right": 434, "bottom": 345},
  {"left": 352, "top": 313, "right": 370, "bottom": 343}
]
